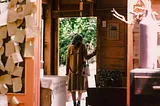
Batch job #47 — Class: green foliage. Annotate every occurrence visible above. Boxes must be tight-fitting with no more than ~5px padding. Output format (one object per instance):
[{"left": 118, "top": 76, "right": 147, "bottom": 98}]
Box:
[{"left": 59, "top": 17, "right": 97, "bottom": 65}]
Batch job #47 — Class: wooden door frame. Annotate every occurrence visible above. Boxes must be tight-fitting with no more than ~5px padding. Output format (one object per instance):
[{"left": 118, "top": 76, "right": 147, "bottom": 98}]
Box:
[
  {"left": 54, "top": 17, "right": 98, "bottom": 75},
  {"left": 43, "top": 3, "right": 52, "bottom": 75},
  {"left": 127, "top": 0, "right": 134, "bottom": 106}
]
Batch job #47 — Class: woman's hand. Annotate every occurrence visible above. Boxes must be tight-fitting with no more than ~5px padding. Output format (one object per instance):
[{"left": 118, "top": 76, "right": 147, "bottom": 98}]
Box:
[{"left": 93, "top": 46, "right": 97, "bottom": 55}]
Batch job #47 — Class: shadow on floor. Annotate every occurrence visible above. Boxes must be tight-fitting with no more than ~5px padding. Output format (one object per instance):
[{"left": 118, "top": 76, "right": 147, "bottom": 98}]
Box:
[
  {"left": 66, "top": 92, "right": 87, "bottom": 106},
  {"left": 66, "top": 100, "right": 86, "bottom": 106}
]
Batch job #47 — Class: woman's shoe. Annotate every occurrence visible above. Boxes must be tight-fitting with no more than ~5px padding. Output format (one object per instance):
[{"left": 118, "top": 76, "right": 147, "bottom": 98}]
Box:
[
  {"left": 77, "top": 100, "right": 80, "bottom": 106},
  {"left": 76, "top": 103, "right": 80, "bottom": 106},
  {"left": 73, "top": 102, "right": 76, "bottom": 106}
]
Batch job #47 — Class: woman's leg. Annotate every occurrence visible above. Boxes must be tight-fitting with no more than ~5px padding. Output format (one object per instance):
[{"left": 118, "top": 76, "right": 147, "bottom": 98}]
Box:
[
  {"left": 77, "top": 91, "right": 82, "bottom": 106},
  {"left": 71, "top": 92, "right": 76, "bottom": 106},
  {"left": 78, "top": 91, "right": 82, "bottom": 100}
]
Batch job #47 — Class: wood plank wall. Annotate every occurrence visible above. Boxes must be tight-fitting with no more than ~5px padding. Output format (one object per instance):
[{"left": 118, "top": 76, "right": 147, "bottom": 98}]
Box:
[
  {"left": 95, "top": 0, "right": 127, "bottom": 74},
  {"left": 42, "top": 0, "right": 52, "bottom": 75},
  {"left": 98, "top": 19, "right": 127, "bottom": 73},
  {"left": 43, "top": 4, "right": 52, "bottom": 75}
]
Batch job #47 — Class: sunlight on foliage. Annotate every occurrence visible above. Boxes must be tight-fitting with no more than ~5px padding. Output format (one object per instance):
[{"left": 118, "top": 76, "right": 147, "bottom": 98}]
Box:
[{"left": 59, "top": 17, "right": 97, "bottom": 65}]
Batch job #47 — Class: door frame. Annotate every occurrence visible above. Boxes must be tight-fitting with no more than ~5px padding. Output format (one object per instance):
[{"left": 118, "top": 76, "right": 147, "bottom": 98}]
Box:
[{"left": 57, "top": 17, "right": 98, "bottom": 76}]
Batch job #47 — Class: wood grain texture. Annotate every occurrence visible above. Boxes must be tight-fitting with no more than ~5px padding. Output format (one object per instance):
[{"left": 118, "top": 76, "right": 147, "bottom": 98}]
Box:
[{"left": 44, "top": 4, "right": 52, "bottom": 75}]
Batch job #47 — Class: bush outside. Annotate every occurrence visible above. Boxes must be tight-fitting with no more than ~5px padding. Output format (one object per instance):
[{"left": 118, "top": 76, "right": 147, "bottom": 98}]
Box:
[{"left": 59, "top": 17, "right": 97, "bottom": 65}]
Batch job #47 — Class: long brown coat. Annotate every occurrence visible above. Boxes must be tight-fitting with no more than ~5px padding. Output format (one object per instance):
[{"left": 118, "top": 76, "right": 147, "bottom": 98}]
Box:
[{"left": 66, "top": 43, "right": 95, "bottom": 92}]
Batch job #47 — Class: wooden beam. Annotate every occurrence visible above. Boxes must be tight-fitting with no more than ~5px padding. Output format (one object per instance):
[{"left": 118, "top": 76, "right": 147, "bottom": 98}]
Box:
[
  {"left": 53, "top": 19, "right": 59, "bottom": 75},
  {"left": 44, "top": 4, "right": 52, "bottom": 75},
  {"left": 57, "top": 0, "right": 60, "bottom": 10},
  {"left": 89, "top": 2, "right": 94, "bottom": 16},
  {"left": 52, "top": 10, "right": 90, "bottom": 18},
  {"left": 61, "top": 0, "right": 94, "bottom": 4},
  {"left": 53, "top": 10, "right": 83, "bottom": 13},
  {"left": 127, "top": 0, "right": 135, "bottom": 106},
  {"left": 61, "top": 0, "right": 81, "bottom": 4},
  {"left": 33, "top": 0, "right": 41, "bottom": 106}
]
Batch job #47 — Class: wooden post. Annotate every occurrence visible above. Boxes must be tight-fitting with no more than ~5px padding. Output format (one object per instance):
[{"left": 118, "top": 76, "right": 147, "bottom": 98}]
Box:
[
  {"left": 33, "top": 0, "right": 41, "bottom": 105},
  {"left": 54, "top": 18, "right": 59, "bottom": 75},
  {"left": 127, "top": 0, "right": 135, "bottom": 106},
  {"left": 44, "top": 4, "right": 52, "bottom": 75}
]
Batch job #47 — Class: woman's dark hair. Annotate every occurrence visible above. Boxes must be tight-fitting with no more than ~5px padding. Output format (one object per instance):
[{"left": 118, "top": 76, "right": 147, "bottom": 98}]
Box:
[{"left": 72, "top": 34, "right": 83, "bottom": 49}]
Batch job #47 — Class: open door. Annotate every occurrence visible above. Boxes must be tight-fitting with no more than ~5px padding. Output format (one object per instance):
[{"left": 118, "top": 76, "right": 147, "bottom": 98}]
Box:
[
  {"left": 58, "top": 17, "right": 97, "bottom": 87},
  {"left": 58, "top": 17, "right": 97, "bottom": 105}
]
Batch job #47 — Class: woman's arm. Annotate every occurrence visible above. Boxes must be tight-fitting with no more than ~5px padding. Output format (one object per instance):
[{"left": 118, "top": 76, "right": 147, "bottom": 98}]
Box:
[{"left": 83, "top": 44, "right": 96, "bottom": 60}]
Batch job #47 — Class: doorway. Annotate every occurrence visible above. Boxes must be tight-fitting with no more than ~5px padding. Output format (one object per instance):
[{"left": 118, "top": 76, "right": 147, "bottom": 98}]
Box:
[{"left": 58, "top": 17, "right": 97, "bottom": 105}]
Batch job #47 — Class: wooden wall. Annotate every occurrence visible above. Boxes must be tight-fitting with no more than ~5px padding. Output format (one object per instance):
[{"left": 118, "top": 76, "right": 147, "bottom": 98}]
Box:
[
  {"left": 98, "top": 19, "right": 127, "bottom": 73},
  {"left": 95, "top": 0, "right": 127, "bottom": 75},
  {"left": 43, "top": 0, "right": 127, "bottom": 75}
]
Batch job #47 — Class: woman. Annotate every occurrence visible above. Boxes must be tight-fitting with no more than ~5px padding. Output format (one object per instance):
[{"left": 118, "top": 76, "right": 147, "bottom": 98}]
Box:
[{"left": 66, "top": 34, "right": 96, "bottom": 106}]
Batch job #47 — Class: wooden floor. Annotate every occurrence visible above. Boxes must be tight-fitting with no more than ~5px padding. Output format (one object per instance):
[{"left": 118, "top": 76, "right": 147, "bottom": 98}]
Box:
[
  {"left": 66, "top": 92, "right": 87, "bottom": 106},
  {"left": 66, "top": 100, "right": 86, "bottom": 106}
]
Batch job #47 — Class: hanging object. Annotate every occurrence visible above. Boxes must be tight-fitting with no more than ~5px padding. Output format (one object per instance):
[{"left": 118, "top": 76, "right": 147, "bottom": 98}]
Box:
[
  {"left": 9, "top": 96, "right": 19, "bottom": 106},
  {"left": 139, "top": 0, "right": 158, "bottom": 68},
  {"left": 0, "top": 84, "right": 8, "bottom": 95},
  {"left": 0, "top": 26, "right": 7, "bottom": 39},
  {"left": 0, "top": 1, "right": 9, "bottom": 26},
  {"left": 0, "top": 46, "right": 4, "bottom": 56},
  {"left": 79, "top": 0, "right": 83, "bottom": 16}
]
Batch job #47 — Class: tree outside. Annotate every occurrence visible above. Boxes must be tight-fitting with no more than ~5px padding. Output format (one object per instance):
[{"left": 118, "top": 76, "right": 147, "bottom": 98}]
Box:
[{"left": 59, "top": 17, "right": 97, "bottom": 66}]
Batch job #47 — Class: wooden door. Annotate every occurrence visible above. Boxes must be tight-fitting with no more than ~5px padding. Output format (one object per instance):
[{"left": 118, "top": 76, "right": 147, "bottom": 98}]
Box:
[{"left": 5, "top": 0, "right": 42, "bottom": 106}]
